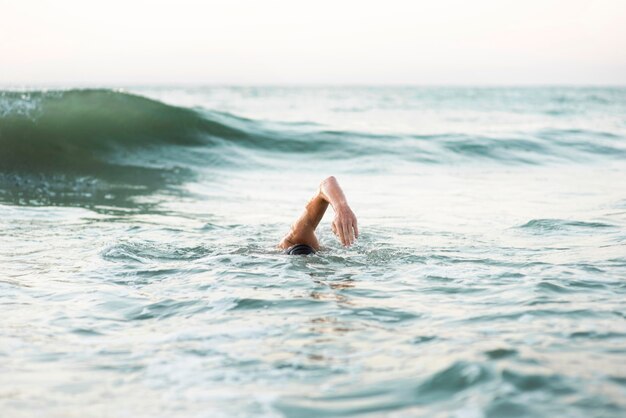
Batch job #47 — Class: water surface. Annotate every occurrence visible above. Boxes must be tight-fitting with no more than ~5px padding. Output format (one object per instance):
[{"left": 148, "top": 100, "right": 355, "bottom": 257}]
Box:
[{"left": 1, "top": 87, "right": 625, "bottom": 417}]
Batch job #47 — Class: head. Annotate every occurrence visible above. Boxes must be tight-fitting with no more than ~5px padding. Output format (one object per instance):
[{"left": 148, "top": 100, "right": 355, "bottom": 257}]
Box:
[{"left": 284, "top": 244, "right": 316, "bottom": 255}]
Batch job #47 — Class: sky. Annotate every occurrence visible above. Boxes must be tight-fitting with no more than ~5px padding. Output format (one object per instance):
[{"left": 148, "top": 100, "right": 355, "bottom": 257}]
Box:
[{"left": 1, "top": 0, "right": 625, "bottom": 86}]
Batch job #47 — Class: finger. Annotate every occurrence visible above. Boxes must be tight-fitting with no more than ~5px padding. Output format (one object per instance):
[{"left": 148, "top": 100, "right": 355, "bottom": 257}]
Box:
[
  {"left": 347, "top": 222, "right": 355, "bottom": 245},
  {"left": 342, "top": 222, "right": 350, "bottom": 246},
  {"left": 335, "top": 221, "right": 343, "bottom": 244},
  {"left": 347, "top": 225, "right": 354, "bottom": 246},
  {"left": 353, "top": 220, "right": 359, "bottom": 239},
  {"left": 338, "top": 222, "right": 345, "bottom": 245}
]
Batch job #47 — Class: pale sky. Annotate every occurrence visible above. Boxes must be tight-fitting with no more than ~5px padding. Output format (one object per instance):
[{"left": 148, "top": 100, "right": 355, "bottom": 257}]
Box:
[{"left": 1, "top": 0, "right": 625, "bottom": 85}]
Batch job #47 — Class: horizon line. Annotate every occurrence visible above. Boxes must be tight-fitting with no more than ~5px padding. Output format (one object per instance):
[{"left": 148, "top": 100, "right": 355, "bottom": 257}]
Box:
[{"left": 2, "top": 82, "right": 626, "bottom": 90}]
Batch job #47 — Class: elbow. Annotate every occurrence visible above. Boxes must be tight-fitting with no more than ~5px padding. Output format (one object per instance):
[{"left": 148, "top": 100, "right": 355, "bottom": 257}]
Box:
[
  {"left": 319, "top": 176, "right": 337, "bottom": 193},
  {"left": 321, "top": 176, "right": 337, "bottom": 186},
  {"left": 318, "top": 176, "right": 339, "bottom": 201}
]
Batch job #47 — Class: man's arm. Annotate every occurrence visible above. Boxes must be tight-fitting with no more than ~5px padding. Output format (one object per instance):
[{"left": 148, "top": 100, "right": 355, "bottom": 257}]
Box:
[{"left": 279, "top": 176, "right": 358, "bottom": 250}]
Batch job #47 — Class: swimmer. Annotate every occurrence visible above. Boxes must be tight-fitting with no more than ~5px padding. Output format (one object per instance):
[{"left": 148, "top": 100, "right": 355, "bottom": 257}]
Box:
[{"left": 279, "top": 176, "right": 358, "bottom": 255}]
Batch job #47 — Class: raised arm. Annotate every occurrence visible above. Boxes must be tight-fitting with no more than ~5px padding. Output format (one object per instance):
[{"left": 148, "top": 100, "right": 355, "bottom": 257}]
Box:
[{"left": 279, "top": 176, "right": 358, "bottom": 251}]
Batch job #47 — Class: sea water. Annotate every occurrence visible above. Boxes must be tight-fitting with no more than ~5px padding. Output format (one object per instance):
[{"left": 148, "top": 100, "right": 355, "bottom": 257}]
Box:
[{"left": 1, "top": 87, "right": 625, "bottom": 417}]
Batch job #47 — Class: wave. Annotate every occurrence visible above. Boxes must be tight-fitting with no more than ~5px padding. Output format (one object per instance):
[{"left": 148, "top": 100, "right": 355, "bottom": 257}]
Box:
[
  {"left": 0, "top": 89, "right": 251, "bottom": 207},
  {"left": 519, "top": 219, "right": 617, "bottom": 234},
  {"left": 2, "top": 88, "right": 625, "bottom": 207},
  {"left": 274, "top": 357, "right": 586, "bottom": 416},
  {"left": 2, "top": 89, "right": 625, "bottom": 171},
  {"left": 0, "top": 89, "right": 246, "bottom": 171}
]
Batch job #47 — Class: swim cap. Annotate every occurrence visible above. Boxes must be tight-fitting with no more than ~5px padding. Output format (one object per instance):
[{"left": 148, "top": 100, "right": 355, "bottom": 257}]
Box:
[{"left": 284, "top": 244, "right": 316, "bottom": 255}]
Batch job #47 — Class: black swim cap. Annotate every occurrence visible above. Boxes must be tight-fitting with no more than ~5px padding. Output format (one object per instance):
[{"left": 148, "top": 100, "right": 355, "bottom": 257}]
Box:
[{"left": 284, "top": 244, "right": 316, "bottom": 255}]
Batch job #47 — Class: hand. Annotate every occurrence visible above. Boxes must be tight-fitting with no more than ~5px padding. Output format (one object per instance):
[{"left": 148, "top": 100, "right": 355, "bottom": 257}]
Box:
[{"left": 331, "top": 204, "right": 358, "bottom": 247}]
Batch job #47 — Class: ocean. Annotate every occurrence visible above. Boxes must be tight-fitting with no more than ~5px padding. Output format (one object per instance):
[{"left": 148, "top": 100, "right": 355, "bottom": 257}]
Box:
[{"left": 1, "top": 86, "right": 625, "bottom": 417}]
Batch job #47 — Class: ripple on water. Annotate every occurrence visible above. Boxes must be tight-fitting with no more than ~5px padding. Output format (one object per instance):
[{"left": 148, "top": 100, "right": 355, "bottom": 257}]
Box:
[
  {"left": 101, "top": 240, "right": 211, "bottom": 263},
  {"left": 345, "top": 307, "right": 421, "bottom": 323},
  {"left": 484, "top": 348, "right": 518, "bottom": 360},
  {"left": 233, "top": 297, "right": 327, "bottom": 311},
  {"left": 274, "top": 361, "right": 492, "bottom": 417},
  {"left": 535, "top": 280, "right": 574, "bottom": 294},
  {"left": 462, "top": 308, "right": 614, "bottom": 324},
  {"left": 518, "top": 219, "right": 617, "bottom": 234},
  {"left": 501, "top": 368, "right": 574, "bottom": 395},
  {"left": 124, "top": 298, "right": 211, "bottom": 320}
]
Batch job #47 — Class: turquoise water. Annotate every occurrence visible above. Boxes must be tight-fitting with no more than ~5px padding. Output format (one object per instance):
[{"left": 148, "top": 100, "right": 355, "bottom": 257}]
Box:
[{"left": 1, "top": 87, "right": 625, "bottom": 417}]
